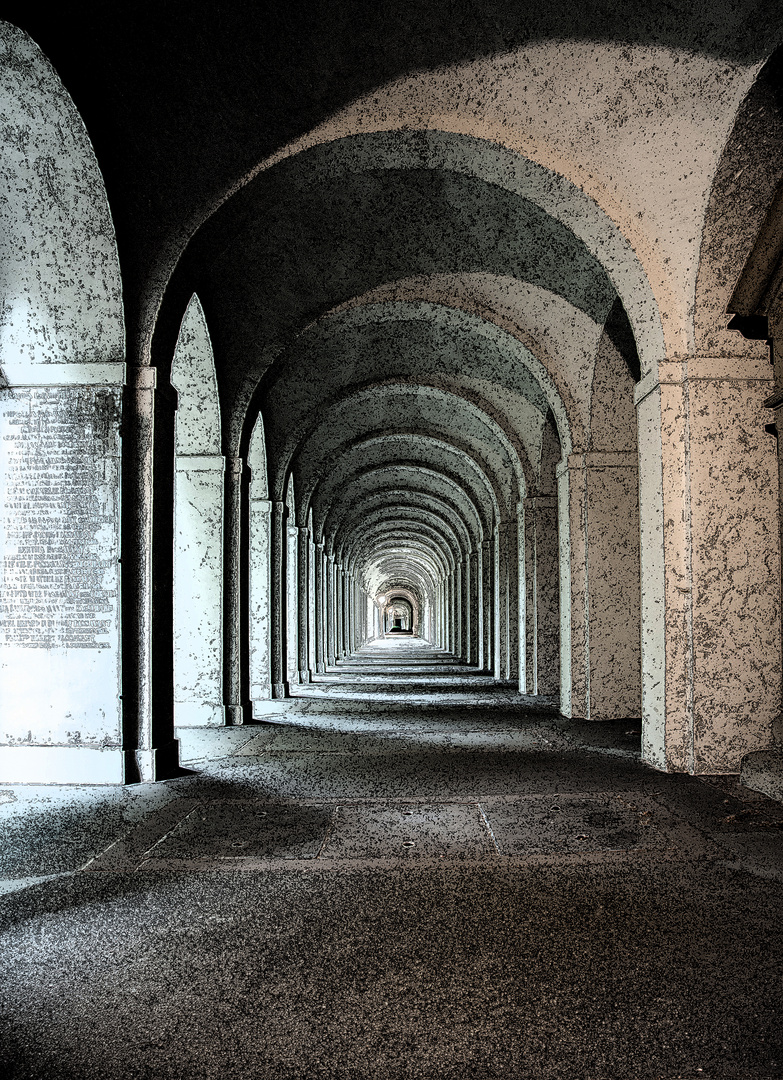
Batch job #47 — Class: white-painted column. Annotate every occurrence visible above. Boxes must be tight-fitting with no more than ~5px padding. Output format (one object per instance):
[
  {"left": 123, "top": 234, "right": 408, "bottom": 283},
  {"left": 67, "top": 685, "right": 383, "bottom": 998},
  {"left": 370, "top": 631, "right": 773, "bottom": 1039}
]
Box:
[{"left": 637, "top": 355, "right": 780, "bottom": 773}]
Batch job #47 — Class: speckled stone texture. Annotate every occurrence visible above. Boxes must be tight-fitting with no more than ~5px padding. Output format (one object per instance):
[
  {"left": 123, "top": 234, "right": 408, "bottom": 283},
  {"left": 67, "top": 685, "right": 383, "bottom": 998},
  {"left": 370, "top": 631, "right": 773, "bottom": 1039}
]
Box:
[{"left": 3, "top": 646, "right": 783, "bottom": 1079}]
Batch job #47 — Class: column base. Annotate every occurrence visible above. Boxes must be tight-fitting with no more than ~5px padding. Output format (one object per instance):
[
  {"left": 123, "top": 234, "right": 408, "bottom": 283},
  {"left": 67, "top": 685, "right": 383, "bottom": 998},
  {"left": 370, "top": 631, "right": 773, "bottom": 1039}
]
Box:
[
  {"left": 740, "top": 746, "right": 783, "bottom": 803},
  {"left": 297, "top": 669, "right": 311, "bottom": 684},
  {"left": 272, "top": 682, "right": 289, "bottom": 699},
  {"left": 125, "top": 740, "right": 181, "bottom": 783},
  {"left": 225, "top": 704, "right": 244, "bottom": 726}
]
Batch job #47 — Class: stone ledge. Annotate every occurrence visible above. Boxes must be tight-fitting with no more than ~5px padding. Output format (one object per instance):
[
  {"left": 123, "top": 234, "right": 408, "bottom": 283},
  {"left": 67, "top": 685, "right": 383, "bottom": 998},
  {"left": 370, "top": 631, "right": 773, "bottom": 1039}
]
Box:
[{"left": 740, "top": 747, "right": 783, "bottom": 804}]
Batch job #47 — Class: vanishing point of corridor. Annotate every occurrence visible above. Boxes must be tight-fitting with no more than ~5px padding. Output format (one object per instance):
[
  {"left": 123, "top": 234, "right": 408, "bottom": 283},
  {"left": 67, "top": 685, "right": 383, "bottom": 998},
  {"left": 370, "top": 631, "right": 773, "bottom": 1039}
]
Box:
[{"left": 2, "top": 638, "right": 782, "bottom": 1079}]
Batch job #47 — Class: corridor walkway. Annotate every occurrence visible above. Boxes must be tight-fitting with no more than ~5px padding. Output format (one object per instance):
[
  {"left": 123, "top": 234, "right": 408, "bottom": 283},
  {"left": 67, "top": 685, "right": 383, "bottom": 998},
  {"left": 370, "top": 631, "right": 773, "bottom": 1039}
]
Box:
[{"left": 2, "top": 641, "right": 783, "bottom": 1079}]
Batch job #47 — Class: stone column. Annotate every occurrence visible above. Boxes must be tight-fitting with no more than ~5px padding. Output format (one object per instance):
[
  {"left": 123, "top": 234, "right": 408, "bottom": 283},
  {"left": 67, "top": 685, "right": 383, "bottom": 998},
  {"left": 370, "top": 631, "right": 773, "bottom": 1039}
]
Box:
[
  {"left": 349, "top": 573, "right": 356, "bottom": 653},
  {"left": 0, "top": 362, "right": 130, "bottom": 784},
  {"left": 223, "top": 457, "right": 244, "bottom": 724},
  {"left": 469, "top": 550, "right": 480, "bottom": 665},
  {"left": 557, "top": 452, "right": 640, "bottom": 722},
  {"left": 462, "top": 554, "right": 471, "bottom": 663},
  {"left": 455, "top": 561, "right": 463, "bottom": 659},
  {"left": 336, "top": 563, "right": 345, "bottom": 659},
  {"left": 296, "top": 526, "right": 310, "bottom": 683},
  {"left": 446, "top": 571, "right": 453, "bottom": 653},
  {"left": 326, "top": 554, "right": 337, "bottom": 666},
  {"left": 493, "top": 529, "right": 502, "bottom": 678},
  {"left": 314, "top": 542, "right": 326, "bottom": 673},
  {"left": 286, "top": 523, "right": 299, "bottom": 684},
  {"left": 481, "top": 540, "right": 493, "bottom": 673},
  {"left": 249, "top": 497, "right": 273, "bottom": 709},
  {"left": 636, "top": 355, "right": 780, "bottom": 773},
  {"left": 522, "top": 502, "right": 535, "bottom": 693},
  {"left": 308, "top": 534, "right": 317, "bottom": 678},
  {"left": 123, "top": 366, "right": 156, "bottom": 779},
  {"left": 174, "top": 453, "right": 225, "bottom": 726},
  {"left": 523, "top": 496, "right": 560, "bottom": 697},
  {"left": 497, "top": 520, "right": 520, "bottom": 682},
  {"left": 269, "top": 501, "right": 288, "bottom": 698}
]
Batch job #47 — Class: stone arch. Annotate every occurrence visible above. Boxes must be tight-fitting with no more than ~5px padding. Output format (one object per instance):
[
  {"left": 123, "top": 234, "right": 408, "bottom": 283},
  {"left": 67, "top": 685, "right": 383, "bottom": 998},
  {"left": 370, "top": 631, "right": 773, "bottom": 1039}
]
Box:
[
  {"left": 324, "top": 482, "right": 475, "bottom": 560},
  {"left": 0, "top": 23, "right": 126, "bottom": 784},
  {"left": 284, "top": 383, "right": 523, "bottom": 520},
  {"left": 695, "top": 45, "right": 783, "bottom": 358},
  {"left": 303, "top": 434, "right": 496, "bottom": 540}
]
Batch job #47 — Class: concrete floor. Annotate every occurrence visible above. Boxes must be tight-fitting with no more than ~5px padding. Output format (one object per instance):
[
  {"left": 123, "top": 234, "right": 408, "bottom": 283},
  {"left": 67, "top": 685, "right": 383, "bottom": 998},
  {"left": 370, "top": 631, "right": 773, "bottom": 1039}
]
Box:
[{"left": 2, "top": 640, "right": 783, "bottom": 1079}]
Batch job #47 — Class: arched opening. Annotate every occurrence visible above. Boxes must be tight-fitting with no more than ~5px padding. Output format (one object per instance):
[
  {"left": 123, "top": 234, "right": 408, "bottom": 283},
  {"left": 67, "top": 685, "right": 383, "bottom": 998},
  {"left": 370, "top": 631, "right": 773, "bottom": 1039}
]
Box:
[{"left": 383, "top": 595, "right": 414, "bottom": 634}]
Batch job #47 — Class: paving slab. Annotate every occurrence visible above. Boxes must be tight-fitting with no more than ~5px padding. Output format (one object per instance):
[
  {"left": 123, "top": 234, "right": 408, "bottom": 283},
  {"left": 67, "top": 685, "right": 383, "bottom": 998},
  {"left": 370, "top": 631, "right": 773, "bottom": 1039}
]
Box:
[{"left": 322, "top": 801, "right": 495, "bottom": 859}]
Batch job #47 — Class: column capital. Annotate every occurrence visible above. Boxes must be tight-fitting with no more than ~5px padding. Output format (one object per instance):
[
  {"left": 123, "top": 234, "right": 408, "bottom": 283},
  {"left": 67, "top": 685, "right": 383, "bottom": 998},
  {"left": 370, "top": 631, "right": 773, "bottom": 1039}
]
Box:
[
  {"left": 556, "top": 451, "right": 637, "bottom": 477},
  {"left": 634, "top": 355, "right": 773, "bottom": 407}
]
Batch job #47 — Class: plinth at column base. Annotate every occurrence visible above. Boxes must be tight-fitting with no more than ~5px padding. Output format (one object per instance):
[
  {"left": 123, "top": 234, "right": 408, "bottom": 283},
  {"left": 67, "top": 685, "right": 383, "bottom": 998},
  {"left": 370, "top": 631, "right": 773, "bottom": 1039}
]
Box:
[
  {"left": 125, "top": 740, "right": 181, "bottom": 783},
  {"left": 225, "top": 704, "right": 244, "bottom": 726}
]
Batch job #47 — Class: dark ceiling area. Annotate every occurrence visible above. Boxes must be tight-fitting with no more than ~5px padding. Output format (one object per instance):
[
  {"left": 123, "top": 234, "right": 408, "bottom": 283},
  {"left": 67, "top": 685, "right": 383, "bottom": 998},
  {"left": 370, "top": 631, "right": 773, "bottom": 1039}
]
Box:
[{"left": 4, "top": 0, "right": 779, "bottom": 348}]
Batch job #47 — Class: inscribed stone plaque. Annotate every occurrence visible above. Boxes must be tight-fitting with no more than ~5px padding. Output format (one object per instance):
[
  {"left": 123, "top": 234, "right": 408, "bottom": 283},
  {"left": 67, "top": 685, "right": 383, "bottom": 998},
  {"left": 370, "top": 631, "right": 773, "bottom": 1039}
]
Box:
[{"left": 0, "top": 385, "right": 122, "bottom": 746}]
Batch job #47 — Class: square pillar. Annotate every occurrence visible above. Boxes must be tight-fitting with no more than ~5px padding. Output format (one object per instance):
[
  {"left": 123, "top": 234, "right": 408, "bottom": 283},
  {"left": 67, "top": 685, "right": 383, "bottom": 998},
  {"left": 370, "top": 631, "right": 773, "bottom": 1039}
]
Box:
[
  {"left": 497, "top": 520, "right": 520, "bottom": 682},
  {"left": 0, "top": 369, "right": 127, "bottom": 783},
  {"left": 557, "top": 451, "right": 641, "bottom": 721},
  {"left": 523, "top": 496, "right": 560, "bottom": 697},
  {"left": 249, "top": 497, "right": 273, "bottom": 709},
  {"left": 469, "top": 550, "right": 480, "bottom": 665},
  {"left": 174, "top": 454, "right": 225, "bottom": 726},
  {"left": 637, "top": 355, "right": 781, "bottom": 773}
]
